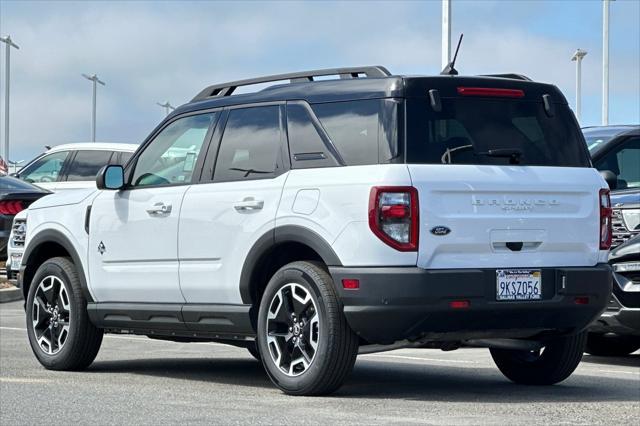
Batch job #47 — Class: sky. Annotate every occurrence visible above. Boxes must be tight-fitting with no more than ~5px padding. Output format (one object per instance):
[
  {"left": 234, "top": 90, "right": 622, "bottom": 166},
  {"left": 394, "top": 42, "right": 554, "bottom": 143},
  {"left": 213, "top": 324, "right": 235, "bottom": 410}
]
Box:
[{"left": 0, "top": 0, "right": 639, "bottom": 162}]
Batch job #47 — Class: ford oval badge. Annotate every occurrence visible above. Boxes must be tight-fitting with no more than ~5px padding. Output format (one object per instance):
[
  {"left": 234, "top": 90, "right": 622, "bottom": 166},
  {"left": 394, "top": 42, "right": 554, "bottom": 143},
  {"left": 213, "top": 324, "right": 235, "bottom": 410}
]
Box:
[{"left": 430, "top": 226, "right": 451, "bottom": 236}]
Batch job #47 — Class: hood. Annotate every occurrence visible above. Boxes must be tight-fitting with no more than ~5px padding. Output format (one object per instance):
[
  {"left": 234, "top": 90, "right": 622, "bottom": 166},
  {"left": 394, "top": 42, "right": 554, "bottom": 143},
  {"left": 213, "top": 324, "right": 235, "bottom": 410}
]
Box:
[
  {"left": 28, "top": 188, "right": 97, "bottom": 210},
  {"left": 610, "top": 233, "right": 640, "bottom": 264},
  {"left": 610, "top": 189, "right": 640, "bottom": 209}
]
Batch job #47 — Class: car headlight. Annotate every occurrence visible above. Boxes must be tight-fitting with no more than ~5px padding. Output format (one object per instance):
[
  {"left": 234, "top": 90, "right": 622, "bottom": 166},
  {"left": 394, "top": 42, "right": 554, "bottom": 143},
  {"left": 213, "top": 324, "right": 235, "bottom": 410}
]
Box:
[
  {"left": 622, "top": 209, "right": 640, "bottom": 231},
  {"left": 613, "top": 262, "right": 640, "bottom": 273},
  {"left": 10, "top": 218, "right": 27, "bottom": 248}
]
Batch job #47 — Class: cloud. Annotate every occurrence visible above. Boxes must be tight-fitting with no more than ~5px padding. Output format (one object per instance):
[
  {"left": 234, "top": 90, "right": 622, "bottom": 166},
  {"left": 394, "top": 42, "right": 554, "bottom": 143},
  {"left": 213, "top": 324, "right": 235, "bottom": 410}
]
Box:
[{"left": 0, "top": 0, "right": 638, "bottom": 161}]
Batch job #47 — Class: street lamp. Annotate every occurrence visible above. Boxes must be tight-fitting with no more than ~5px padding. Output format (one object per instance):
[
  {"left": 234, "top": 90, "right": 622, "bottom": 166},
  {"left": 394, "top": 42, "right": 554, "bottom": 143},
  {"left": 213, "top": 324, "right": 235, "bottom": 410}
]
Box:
[
  {"left": 81, "top": 73, "right": 105, "bottom": 142},
  {"left": 0, "top": 35, "right": 20, "bottom": 164},
  {"left": 156, "top": 101, "right": 175, "bottom": 117},
  {"left": 602, "top": 0, "right": 615, "bottom": 125},
  {"left": 442, "top": 0, "right": 451, "bottom": 70},
  {"left": 571, "top": 49, "right": 588, "bottom": 122}
]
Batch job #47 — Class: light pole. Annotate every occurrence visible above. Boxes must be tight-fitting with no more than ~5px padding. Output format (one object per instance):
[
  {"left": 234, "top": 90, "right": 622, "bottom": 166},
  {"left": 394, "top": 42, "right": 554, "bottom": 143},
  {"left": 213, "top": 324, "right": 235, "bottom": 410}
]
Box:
[
  {"left": 156, "top": 101, "right": 175, "bottom": 117},
  {"left": 442, "top": 0, "right": 451, "bottom": 69},
  {"left": 602, "top": 0, "right": 614, "bottom": 125},
  {"left": 571, "top": 49, "right": 588, "bottom": 122},
  {"left": 0, "top": 35, "right": 20, "bottom": 163},
  {"left": 81, "top": 73, "right": 105, "bottom": 142}
]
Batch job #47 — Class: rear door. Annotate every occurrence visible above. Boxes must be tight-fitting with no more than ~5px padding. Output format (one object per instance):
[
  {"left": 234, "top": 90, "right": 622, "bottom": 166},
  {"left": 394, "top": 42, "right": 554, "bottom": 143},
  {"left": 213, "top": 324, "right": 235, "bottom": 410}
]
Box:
[
  {"left": 56, "top": 149, "right": 114, "bottom": 191},
  {"left": 88, "top": 112, "right": 217, "bottom": 303},
  {"left": 404, "top": 94, "right": 604, "bottom": 269},
  {"left": 178, "top": 104, "right": 288, "bottom": 304}
]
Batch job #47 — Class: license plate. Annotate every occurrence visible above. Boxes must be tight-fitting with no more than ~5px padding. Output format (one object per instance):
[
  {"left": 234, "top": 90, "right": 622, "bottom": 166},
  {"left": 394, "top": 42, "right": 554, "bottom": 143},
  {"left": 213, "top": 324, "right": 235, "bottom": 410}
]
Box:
[
  {"left": 496, "top": 269, "right": 541, "bottom": 301},
  {"left": 10, "top": 254, "right": 22, "bottom": 271}
]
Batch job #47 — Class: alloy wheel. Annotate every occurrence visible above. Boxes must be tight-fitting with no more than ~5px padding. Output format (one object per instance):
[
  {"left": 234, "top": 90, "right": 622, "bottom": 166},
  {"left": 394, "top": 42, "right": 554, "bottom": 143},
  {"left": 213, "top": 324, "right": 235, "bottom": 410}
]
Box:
[
  {"left": 31, "top": 276, "right": 71, "bottom": 355},
  {"left": 265, "top": 283, "right": 320, "bottom": 376}
]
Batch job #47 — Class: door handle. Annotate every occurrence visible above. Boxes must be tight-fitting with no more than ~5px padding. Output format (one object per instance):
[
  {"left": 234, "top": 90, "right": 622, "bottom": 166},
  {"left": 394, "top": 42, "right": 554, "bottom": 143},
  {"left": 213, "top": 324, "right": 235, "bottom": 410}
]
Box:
[
  {"left": 146, "top": 202, "right": 172, "bottom": 216},
  {"left": 234, "top": 197, "right": 264, "bottom": 212}
]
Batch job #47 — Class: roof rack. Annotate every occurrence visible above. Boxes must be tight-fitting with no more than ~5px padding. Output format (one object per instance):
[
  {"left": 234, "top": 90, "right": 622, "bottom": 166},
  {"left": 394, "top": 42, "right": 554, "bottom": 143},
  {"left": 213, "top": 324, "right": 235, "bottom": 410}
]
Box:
[
  {"left": 192, "top": 66, "right": 392, "bottom": 101},
  {"left": 480, "top": 73, "right": 532, "bottom": 81}
]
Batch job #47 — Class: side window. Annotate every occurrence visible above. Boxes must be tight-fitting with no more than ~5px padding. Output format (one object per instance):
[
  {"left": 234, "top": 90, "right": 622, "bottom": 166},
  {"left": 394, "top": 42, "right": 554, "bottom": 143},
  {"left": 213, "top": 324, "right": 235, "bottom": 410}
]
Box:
[
  {"left": 117, "top": 152, "right": 134, "bottom": 167},
  {"left": 595, "top": 138, "right": 640, "bottom": 189},
  {"left": 19, "top": 151, "right": 69, "bottom": 183},
  {"left": 131, "top": 113, "right": 216, "bottom": 187},
  {"left": 286, "top": 103, "right": 339, "bottom": 169},
  {"left": 214, "top": 106, "right": 282, "bottom": 182},
  {"left": 312, "top": 100, "right": 381, "bottom": 166},
  {"left": 65, "top": 150, "right": 114, "bottom": 182}
]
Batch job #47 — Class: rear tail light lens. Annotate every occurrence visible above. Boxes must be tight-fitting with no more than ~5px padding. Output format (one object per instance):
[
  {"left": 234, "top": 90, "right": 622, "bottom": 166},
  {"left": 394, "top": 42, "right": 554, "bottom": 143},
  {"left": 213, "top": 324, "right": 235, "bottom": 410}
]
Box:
[
  {"left": 0, "top": 200, "right": 24, "bottom": 216},
  {"left": 599, "top": 188, "right": 612, "bottom": 250},
  {"left": 369, "top": 186, "right": 419, "bottom": 251}
]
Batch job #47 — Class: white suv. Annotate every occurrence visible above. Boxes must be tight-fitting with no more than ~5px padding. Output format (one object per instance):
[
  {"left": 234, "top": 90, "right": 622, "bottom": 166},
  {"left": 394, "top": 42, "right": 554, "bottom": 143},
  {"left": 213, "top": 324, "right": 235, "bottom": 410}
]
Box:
[{"left": 17, "top": 67, "right": 612, "bottom": 395}]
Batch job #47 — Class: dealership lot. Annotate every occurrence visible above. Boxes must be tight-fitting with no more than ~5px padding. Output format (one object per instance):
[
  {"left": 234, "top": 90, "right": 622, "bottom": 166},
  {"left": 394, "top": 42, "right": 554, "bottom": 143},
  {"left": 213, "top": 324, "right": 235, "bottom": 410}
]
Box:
[{"left": 1, "top": 300, "right": 638, "bottom": 425}]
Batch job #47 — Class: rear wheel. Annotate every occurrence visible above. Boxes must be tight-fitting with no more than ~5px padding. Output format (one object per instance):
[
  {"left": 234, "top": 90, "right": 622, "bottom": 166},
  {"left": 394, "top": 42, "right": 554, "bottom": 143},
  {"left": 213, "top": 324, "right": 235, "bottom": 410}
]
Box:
[
  {"left": 26, "top": 257, "right": 103, "bottom": 370},
  {"left": 490, "top": 332, "right": 586, "bottom": 385},
  {"left": 585, "top": 333, "right": 640, "bottom": 356},
  {"left": 257, "top": 261, "right": 358, "bottom": 396}
]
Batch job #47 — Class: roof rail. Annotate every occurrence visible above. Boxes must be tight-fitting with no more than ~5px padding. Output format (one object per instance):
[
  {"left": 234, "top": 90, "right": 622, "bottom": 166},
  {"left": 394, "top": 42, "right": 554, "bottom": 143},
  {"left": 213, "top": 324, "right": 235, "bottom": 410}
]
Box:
[
  {"left": 192, "top": 66, "right": 392, "bottom": 101},
  {"left": 480, "top": 73, "right": 532, "bottom": 81}
]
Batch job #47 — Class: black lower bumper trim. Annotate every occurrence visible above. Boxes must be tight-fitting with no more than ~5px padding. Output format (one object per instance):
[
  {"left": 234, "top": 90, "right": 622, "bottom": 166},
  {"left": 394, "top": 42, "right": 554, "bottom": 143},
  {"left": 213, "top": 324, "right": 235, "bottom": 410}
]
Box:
[{"left": 330, "top": 264, "right": 612, "bottom": 344}]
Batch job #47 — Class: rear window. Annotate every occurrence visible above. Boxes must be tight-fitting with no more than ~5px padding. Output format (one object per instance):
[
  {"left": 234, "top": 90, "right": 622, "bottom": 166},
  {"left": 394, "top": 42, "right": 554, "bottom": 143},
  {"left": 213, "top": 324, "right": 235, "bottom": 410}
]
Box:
[{"left": 405, "top": 98, "right": 590, "bottom": 167}]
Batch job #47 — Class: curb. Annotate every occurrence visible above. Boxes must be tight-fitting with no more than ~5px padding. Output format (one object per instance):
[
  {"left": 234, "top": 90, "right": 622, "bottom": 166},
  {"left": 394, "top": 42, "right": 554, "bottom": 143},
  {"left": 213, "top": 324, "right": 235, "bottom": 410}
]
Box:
[{"left": 0, "top": 286, "right": 23, "bottom": 303}]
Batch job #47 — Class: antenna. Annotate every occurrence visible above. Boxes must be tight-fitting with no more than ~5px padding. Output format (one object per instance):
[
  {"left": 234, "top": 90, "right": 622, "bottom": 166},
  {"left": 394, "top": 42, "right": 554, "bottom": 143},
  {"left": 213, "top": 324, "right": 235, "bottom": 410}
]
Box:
[{"left": 440, "top": 33, "right": 464, "bottom": 76}]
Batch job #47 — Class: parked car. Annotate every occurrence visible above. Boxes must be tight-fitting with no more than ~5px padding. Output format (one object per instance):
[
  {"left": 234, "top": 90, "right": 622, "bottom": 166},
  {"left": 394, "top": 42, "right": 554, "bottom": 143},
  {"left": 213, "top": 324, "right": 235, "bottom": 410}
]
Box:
[
  {"left": 17, "top": 66, "right": 612, "bottom": 395},
  {"left": 6, "top": 142, "right": 138, "bottom": 280},
  {"left": 586, "top": 233, "right": 640, "bottom": 355},
  {"left": 584, "top": 126, "right": 640, "bottom": 355},
  {"left": 0, "top": 176, "right": 49, "bottom": 260},
  {"left": 12, "top": 142, "right": 138, "bottom": 192}
]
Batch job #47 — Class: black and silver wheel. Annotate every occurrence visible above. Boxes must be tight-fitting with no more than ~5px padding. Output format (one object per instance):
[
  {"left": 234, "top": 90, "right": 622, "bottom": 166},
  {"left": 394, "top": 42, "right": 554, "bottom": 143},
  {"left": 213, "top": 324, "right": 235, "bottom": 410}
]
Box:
[
  {"left": 26, "top": 257, "right": 103, "bottom": 370},
  {"left": 31, "top": 275, "right": 72, "bottom": 355},
  {"left": 490, "top": 332, "right": 587, "bottom": 385},
  {"left": 257, "top": 261, "right": 358, "bottom": 395}
]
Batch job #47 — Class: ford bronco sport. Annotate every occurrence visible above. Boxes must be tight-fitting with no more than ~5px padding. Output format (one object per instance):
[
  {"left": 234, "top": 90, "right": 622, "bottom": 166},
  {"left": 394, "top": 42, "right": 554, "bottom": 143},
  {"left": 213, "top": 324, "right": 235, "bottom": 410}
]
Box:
[{"left": 18, "top": 66, "right": 612, "bottom": 395}]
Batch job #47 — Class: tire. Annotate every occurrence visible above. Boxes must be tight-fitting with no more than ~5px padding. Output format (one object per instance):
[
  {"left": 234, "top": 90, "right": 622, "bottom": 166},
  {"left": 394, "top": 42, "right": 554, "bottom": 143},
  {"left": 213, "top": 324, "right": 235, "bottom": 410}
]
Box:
[
  {"left": 257, "top": 261, "right": 358, "bottom": 396},
  {"left": 247, "top": 341, "right": 262, "bottom": 361},
  {"left": 25, "top": 257, "right": 103, "bottom": 371},
  {"left": 585, "top": 333, "right": 640, "bottom": 356},
  {"left": 490, "top": 332, "right": 587, "bottom": 385}
]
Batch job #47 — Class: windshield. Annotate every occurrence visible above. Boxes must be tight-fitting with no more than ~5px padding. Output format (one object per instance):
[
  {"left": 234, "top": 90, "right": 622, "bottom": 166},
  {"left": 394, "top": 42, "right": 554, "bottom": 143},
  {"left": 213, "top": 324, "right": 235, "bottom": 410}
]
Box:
[
  {"left": 405, "top": 98, "right": 590, "bottom": 167},
  {"left": 0, "top": 175, "right": 41, "bottom": 191}
]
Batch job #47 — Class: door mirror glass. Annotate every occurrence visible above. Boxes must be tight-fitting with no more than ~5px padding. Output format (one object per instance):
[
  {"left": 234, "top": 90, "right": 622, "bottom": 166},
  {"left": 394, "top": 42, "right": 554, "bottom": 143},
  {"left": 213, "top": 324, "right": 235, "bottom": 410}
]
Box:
[
  {"left": 599, "top": 170, "right": 618, "bottom": 190},
  {"left": 97, "top": 165, "right": 124, "bottom": 190}
]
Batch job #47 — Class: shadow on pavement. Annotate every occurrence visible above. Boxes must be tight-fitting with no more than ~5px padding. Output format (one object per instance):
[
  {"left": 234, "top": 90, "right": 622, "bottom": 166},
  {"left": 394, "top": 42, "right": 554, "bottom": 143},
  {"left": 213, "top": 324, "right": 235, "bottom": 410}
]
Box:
[
  {"left": 86, "top": 355, "right": 639, "bottom": 402},
  {"left": 581, "top": 353, "right": 640, "bottom": 368}
]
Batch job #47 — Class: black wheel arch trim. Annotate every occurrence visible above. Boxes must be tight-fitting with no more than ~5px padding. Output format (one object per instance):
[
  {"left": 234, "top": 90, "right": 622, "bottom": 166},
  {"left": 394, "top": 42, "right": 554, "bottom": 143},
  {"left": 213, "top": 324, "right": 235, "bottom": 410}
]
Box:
[
  {"left": 239, "top": 225, "right": 342, "bottom": 304},
  {"left": 21, "top": 229, "right": 94, "bottom": 303}
]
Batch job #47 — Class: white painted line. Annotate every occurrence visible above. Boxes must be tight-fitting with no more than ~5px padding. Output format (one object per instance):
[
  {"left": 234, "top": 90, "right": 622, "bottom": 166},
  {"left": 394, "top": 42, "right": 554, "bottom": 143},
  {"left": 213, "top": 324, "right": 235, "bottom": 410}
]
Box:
[
  {"left": 0, "top": 377, "right": 52, "bottom": 384},
  {"left": 593, "top": 369, "right": 639, "bottom": 376},
  {"left": 0, "top": 326, "right": 24, "bottom": 331}
]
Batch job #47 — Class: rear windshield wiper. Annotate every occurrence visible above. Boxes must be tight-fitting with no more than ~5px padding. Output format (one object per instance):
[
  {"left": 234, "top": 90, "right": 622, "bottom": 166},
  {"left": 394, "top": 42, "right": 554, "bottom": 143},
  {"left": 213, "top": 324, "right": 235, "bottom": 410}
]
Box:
[
  {"left": 229, "top": 167, "right": 273, "bottom": 177},
  {"left": 477, "top": 148, "right": 523, "bottom": 164}
]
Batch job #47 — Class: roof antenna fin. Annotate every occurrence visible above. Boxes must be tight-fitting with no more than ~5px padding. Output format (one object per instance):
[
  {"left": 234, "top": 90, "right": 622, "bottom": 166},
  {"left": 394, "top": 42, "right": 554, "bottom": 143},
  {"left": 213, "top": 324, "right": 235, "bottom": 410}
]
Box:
[{"left": 441, "top": 33, "right": 464, "bottom": 76}]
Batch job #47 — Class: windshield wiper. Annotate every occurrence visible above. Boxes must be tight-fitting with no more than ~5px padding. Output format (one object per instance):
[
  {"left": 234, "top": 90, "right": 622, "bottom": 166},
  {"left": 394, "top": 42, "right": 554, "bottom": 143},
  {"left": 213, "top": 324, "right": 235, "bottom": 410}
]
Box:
[
  {"left": 229, "top": 167, "right": 273, "bottom": 178},
  {"left": 478, "top": 148, "right": 523, "bottom": 164}
]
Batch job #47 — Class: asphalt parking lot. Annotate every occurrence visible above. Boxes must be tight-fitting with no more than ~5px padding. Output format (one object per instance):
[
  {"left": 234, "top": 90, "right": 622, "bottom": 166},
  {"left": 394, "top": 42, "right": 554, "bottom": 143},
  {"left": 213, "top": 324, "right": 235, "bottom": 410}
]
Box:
[{"left": 1, "top": 300, "right": 638, "bottom": 425}]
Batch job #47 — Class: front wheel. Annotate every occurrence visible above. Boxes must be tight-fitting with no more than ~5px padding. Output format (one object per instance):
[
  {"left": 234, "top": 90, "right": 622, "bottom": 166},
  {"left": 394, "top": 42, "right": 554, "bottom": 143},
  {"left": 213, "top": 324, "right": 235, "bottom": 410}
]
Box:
[
  {"left": 257, "top": 261, "right": 358, "bottom": 396},
  {"left": 490, "top": 332, "right": 587, "bottom": 385},
  {"left": 26, "top": 257, "right": 103, "bottom": 370}
]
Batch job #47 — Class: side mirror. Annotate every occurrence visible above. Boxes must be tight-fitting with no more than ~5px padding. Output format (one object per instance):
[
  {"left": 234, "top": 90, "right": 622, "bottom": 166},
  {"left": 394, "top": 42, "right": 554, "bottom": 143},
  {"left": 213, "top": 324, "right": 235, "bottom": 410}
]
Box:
[
  {"left": 9, "top": 172, "right": 19, "bottom": 178},
  {"left": 599, "top": 170, "right": 618, "bottom": 190},
  {"left": 97, "top": 165, "right": 125, "bottom": 190}
]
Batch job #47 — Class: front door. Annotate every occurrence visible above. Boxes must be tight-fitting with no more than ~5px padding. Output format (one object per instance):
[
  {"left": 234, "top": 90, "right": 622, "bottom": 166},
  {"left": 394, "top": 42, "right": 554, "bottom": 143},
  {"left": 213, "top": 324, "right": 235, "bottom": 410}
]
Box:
[{"left": 88, "top": 112, "right": 218, "bottom": 303}]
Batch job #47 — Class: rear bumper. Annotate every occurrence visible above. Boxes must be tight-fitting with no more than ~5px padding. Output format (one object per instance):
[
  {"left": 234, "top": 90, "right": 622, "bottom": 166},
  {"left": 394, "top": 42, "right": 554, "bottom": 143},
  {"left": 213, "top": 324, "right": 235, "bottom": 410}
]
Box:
[{"left": 330, "top": 264, "right": 612, "bottom": 344}]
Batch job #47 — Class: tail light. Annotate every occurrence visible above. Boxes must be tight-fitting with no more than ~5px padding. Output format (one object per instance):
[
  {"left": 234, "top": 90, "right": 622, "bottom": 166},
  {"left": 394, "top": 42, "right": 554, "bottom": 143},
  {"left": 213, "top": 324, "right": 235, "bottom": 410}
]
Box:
[
  {"left": 368, "top": 186, "right": 419, "bottom": 251},
  {"left": 457, "top": 87, "right": 525, "bottom": 98},
  {"left": 599, "top": 188, "right": 612, "bottom": 250},
  {"left": 0, "top": 200, "right": 24, "bottom": 216}
]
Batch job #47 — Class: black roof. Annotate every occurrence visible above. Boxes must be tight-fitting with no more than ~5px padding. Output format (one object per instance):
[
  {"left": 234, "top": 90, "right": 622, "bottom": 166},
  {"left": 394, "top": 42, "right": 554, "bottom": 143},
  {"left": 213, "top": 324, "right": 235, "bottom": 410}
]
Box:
[{"left": 174, "top": 66, "right": 568, "bottom": 116}]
